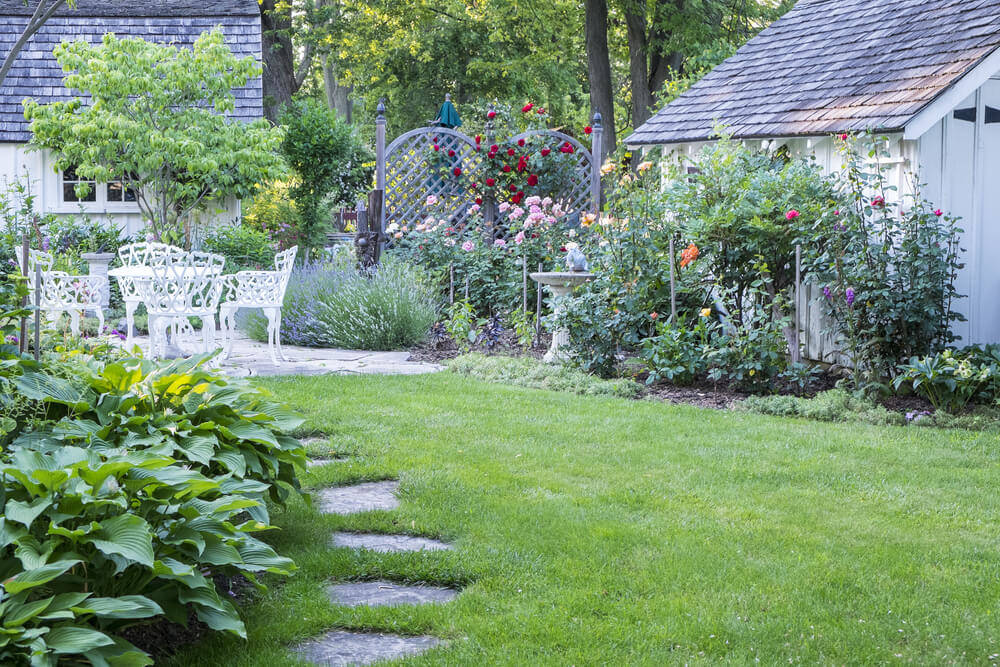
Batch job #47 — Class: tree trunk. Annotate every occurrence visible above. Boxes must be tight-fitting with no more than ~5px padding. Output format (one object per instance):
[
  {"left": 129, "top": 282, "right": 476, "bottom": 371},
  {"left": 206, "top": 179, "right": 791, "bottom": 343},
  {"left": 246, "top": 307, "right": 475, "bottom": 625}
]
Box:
[
  {"left": 624, "top": 7, "right": 653, "bottom": 130},
  {"left": 0, "top": 0, "right": 67, "bottom": 89},
  {"left": 260, "top": 0, "right": 297, "bottom": 122},
  {"left": 585, "top": 0, "right": 616, "bottom": 159},
  {"left": 323, "top": 57, "right": 353, "bottom": 123}
]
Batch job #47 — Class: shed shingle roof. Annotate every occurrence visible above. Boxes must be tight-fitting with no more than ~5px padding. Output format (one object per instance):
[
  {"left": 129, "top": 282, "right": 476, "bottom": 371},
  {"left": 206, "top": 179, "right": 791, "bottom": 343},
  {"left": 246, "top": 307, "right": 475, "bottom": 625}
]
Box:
[
  {"left": 628, "top": 0, "right": 1000, "bottom": 145},
  {"left": 0, "top": 11, "right": 263, "bottom": 142}
]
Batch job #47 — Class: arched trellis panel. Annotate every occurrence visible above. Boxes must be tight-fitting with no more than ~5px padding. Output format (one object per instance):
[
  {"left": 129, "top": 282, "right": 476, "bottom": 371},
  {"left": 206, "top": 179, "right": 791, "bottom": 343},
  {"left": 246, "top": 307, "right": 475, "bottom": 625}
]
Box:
[
  {"left": 505, "top": 129, "right": 597, "bottom": 219},
  {"left": 381, "top": 126, "right": 483, "bottom": 230}
]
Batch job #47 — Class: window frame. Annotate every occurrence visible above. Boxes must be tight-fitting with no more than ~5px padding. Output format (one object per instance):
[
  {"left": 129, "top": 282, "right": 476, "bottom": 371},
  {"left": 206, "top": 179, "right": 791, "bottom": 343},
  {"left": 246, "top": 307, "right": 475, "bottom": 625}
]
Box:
[{"left": 55, "top": 167, "right": 140, "bottom": 214}]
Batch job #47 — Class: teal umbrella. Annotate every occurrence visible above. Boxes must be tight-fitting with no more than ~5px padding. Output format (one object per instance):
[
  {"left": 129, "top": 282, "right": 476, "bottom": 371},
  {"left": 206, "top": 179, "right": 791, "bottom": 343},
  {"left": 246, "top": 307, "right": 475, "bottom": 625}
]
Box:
[{"left": 433, "top": 94, "right": 462, "bottom": 128}]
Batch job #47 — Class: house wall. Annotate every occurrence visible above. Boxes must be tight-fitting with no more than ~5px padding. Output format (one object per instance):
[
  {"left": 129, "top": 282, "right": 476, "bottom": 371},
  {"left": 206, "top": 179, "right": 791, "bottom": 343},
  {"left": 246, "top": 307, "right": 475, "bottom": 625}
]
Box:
[{"left": 0, "top": 143, "right": 240, "bottom": 241}]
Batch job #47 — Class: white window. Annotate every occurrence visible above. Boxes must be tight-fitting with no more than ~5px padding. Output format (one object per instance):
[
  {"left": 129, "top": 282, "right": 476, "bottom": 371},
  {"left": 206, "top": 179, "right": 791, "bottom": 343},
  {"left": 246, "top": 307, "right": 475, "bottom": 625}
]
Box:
[{"left": 59, "top": 167, "right": 138, "bottom": 211}]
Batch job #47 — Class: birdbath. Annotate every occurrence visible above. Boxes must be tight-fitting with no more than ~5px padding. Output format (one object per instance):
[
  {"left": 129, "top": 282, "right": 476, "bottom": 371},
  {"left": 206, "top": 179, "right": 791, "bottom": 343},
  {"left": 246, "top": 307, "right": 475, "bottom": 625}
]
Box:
[{"left": 530, "top": 271, "right": 595, "bottom": 363}]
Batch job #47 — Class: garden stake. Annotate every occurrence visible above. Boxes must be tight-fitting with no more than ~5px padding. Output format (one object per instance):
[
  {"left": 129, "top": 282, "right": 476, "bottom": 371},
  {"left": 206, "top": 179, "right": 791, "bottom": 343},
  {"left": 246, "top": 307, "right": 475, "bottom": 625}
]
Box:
[
  {"left": 33, "top": 263, "right": 40, "bottom": 361},
  {"left": 465, "top": 276, "right": 469, "bottom": 300},
  {"left": 522, "top": 254, "right": 528, "bottom": 313},
  {"left": 19, "top": 232, "right": 28, "bottom": 354},
  {"left": 669, "top": 237, "right": 677, "bottom": 324},
  {"left": 793, "top": 244, "right": 801, "bottom": 364},
  {"left": 449, "top": 264, "right": 454, "bottom": 304},
  {"left": 535, "top": 262, "right": 543, "bottom": 339}
]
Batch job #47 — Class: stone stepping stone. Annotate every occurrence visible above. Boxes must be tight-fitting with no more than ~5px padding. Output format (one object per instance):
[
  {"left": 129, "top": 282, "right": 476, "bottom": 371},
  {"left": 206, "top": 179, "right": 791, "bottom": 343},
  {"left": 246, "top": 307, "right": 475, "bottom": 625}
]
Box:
[
  {"left": 292, "top": 630, "right": 440, "bottom": 666},
  {"left": 307, "top": 457, "right": 345, "bottom": 468},
  {"left": 327, "top": 580, "right": 458, "bottom": 608},
  {"left": 331, "top": 532, "right": 453, "bottom": 553},
  {"left": 317, "top": 481, "right": 399, "bottom": 515}
]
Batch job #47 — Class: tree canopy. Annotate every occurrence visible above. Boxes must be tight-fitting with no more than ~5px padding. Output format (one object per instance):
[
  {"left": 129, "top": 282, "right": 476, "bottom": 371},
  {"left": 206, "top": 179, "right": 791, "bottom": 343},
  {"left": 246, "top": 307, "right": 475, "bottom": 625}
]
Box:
[{"left": 25, "top": 29, "right": 285, "bottom": 245}]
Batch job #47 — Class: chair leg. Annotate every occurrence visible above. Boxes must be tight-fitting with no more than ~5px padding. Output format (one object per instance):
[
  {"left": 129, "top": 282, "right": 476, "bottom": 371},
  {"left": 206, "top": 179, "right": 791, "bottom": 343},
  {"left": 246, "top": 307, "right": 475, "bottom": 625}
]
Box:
[
  {"left": 124, "top": 300, "right": 137, "bottom": 346},
  {"left": 68, "top": 311, "right": 81, "bottom": 338},
  {"left": 275, "top": 311, "right": 289, "bottom": 361},
  {"left": 95, "top": 308, "right": 104, "bottom": 336},
  {"left": 220, "top": 307, "right": 234, "bottom": 359},
  {"left": 264, "top": 307, "right": 279, "bottom": 365},
  {"left": 147, "top": 315, "right": 159, "bottom": 359}
]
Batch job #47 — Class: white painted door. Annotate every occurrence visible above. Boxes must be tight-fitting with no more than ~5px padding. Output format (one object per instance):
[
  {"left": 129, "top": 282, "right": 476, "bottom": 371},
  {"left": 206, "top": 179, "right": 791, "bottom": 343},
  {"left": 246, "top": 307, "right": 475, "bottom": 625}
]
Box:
[{"left": 975, "top": 78, "right": 1000, "bottom": 344}]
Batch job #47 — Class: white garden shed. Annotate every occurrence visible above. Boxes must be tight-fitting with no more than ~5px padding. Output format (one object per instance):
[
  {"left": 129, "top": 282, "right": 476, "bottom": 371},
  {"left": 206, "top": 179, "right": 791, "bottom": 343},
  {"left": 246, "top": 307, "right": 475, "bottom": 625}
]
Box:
[{"left": 628, "top": 0, "right": 1000, "bottom": 346}]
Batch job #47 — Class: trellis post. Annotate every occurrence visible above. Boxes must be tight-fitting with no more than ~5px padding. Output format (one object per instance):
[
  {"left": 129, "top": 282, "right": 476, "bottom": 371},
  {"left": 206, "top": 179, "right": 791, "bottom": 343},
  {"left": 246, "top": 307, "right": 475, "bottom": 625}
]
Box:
[
  {"left": 590, "top": 112, "right": 603, "bottom": 214},
  {"left": 375, "top": 99, "right": 386, "bottom": 192},
  {"left": 484, "top": 103, "right": 496, "bottom": 229}
]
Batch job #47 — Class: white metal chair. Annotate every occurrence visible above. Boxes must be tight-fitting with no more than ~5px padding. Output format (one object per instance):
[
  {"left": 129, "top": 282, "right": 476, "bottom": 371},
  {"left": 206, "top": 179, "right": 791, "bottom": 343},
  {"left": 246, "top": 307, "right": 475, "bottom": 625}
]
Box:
[
  {"left": 220, "top": 246, "right": 298, "bottom": 365},
  {"left": 13, "top": 246, "right": 106, "bottom": 337},
  {"left": 115, "top": 242, "right": 185, "bottom": 346},
  {"left": 141, "top": 251, "right": 226, "bottom": 359}
]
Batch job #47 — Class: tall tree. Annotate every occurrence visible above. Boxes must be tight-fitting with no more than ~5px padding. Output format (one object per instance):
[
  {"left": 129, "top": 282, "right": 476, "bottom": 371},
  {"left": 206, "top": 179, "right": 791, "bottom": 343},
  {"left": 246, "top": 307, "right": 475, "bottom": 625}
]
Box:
[
  {"left": 586, "top": 0, "right": 616, "bottom": 158},
  {"left": 260, "top": 0, "right": 313, "bottom": 122}
]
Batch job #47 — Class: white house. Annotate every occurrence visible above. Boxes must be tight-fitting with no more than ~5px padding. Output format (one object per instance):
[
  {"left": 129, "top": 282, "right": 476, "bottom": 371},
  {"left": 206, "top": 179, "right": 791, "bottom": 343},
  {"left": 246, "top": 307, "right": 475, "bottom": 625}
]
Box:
[
  {"left": 627, "top": 0, "right": 1000, "bottom": 347},
  {"left": 0, "top": 0, "right": 264, "bottom": 237}
]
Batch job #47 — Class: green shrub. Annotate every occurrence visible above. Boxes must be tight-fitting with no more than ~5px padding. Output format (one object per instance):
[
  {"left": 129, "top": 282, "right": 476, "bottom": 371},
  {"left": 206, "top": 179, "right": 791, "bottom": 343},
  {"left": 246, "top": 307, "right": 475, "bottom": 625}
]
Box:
[
  {"left": 639, "top": 315, "right": 714, "bottom": 386},
  {"left": 893, "top": 350, "right": 994, "bottom": 414},
  {"left": 740, "top": 389, "right": 903, "bottom": 426},
  {"left": 244, "top": 256, "right": 437, "bottom": 350},
  {"left": 448, "top": 353, "right": 641, "bottom": 398},
  {"left": 280, "top": 99, "right": 373, "bottom": 254},
  {"left": 201, "top": 223, "right": 278, "bottom": 273}
]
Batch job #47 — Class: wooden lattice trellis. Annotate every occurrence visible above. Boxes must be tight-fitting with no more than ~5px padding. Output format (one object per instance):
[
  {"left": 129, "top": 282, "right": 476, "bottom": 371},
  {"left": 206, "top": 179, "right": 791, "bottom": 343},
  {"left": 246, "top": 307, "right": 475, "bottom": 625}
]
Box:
[
  {"left": 383, "top": 127, "right": 482, "bottom": 229},
  {"left": 375, "top": 101, "right": 604, "bottom": 235}
]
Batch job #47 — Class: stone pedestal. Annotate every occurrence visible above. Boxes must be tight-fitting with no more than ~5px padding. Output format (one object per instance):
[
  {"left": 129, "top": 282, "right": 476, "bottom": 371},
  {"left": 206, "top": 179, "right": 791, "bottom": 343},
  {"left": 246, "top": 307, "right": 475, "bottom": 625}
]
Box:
[
  {"left": 81, "top": 252, "right": 115, "bottom": 308},
  {"left": 529, "top": 271, "right": 594, "bottom": 363}
]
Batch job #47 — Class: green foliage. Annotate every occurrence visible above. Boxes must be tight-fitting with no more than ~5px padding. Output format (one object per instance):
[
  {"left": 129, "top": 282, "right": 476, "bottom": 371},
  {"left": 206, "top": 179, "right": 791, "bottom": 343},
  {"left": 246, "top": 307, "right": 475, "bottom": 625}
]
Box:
[
  {"left": 244, "top": 255, "right": 437, "bottom": 350},
  {"left": 201, "top": 225, "right": 278, "bottom": 273},
  {"left": 25, "top": 29, "right": 285, "bottom": 246},
  {"left": 447, "top": 353, "right": 640, "bottom": 397},
  {"left": 552, "top": 285, "right": 629, "bottom": 378},
  {"left": 639, "top": 315, "right": 714, "bottom": 386},
  {"left": 444, "top": 300, "right": 482, "bottom": 353},
  {"left": 893, "top": 350, "right": 995, "bottom": 414},
  {"left": 243, "top": 181, "right": 302, "bottom": 251},
  {"left": 801, "top": 135, "right": 963, "bottom": 389},
  {"left": 741, "top": 389, "right": 903, "bottom": 426},
  {"left": 0, "top": 353, "right": 305, "bottom": 664},
  {"left": 279, "top": 99, "right": 373, "bottom": 253},
  {"left": 508, "top": 308, "right": 536, "bottom": 350}
]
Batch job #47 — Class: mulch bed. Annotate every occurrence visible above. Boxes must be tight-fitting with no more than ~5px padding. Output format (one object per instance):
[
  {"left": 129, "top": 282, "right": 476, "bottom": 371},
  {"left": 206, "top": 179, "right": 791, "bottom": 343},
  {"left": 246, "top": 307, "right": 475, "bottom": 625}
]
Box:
[
  {"left": 408, "top": 331, "right": 551, "bottom": 364},
  {"left": 122, "top": 574, "right": 256, "bottom": 661}
]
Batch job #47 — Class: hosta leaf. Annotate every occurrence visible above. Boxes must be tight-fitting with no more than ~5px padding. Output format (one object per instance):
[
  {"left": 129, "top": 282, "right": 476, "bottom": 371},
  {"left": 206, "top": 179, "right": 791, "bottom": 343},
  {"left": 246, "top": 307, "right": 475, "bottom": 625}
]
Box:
[
  {"left": 193, "top": 604, "right": 246, "bottom": 638},
  {"left": 5, "top": 498, "right": 52, "bottom": 528},
  {"left": 44, "top": 625, "right": 115, "bottom": 654},
  {"left": 199, "top": 535, "right": 242, "bottom": 566},
  {"left": 214, "top": 449, "right": 246, "bottom": 476},
  {"left": 3, "top": 596, "right": 52, "bottom": 627},
  {"left": 225, "top": 421, "right": 279, "bottom": 448},
  {"left": 3, "top": 559, "right": 80, "bottom": 594},
  {"left": 0, "top": 519, "right": 28, "bottom": 548},
  {"left": 236, "top": 539, "right": 295, "bottom": 574},
  {"left": 73, "top": 595, "right": 162, "bottom": 620},
  {"left": 87, "top": 515, "right": 154, "bottom": 569},
  {"left": 84, "top": 636, "right": 154, "bottom": 667},
  {"left": 177, "top": 435, "right": 216, "bottom": 466},
  {"left": 14, "top": 371, "right": 90, "bottom": 410}
]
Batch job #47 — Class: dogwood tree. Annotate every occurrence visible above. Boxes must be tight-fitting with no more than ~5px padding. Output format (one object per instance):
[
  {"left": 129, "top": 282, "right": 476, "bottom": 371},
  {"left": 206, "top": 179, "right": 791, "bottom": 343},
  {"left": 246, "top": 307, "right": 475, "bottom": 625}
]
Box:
[{"left": 25, "top": 29, "right": 285, "bottom": 245}]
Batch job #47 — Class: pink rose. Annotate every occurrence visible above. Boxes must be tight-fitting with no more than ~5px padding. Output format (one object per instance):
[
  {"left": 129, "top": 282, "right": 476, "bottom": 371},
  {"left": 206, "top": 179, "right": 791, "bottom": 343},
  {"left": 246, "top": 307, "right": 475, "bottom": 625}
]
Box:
[
  {"left": 785, "top": 209, "right": 800, "bottom": 220},
  {"left": 461, "top": 241, "right": 474, "bottom": 252}
]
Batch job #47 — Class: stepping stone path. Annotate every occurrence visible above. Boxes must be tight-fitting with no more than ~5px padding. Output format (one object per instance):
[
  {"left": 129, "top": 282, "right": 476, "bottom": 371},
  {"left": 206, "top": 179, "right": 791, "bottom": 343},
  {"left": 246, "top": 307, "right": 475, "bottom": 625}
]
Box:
[
  {"left": 307, "top": 457, "right": 344, "bottom": 468},
  {"left": 331, "top": 532, "right": 454, "bottom": 553},
  {"left": 327, "top": 581, "right": 457, "bottom": 607},
  {"left": 294, "top": 482, "right": 456, "bottom": 665},
  {"left": 317, "top": 481, "right": 400, "bottom": 514},
  {"left": 292, "top": 630, "right": 441, "bottom": 666}
]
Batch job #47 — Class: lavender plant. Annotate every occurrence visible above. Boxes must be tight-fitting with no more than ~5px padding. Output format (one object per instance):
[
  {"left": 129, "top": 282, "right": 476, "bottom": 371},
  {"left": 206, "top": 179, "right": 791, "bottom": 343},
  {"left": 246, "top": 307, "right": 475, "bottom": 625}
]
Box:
[{"left": 243, "top": 255, "right": 438, "bottom": 350}]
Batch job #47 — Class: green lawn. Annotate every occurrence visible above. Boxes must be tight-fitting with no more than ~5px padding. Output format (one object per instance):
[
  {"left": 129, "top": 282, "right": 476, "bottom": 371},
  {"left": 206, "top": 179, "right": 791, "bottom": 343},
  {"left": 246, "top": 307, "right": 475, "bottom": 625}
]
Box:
[{"left": 168, "top": 372, "right": 1000, "bottom": 665}]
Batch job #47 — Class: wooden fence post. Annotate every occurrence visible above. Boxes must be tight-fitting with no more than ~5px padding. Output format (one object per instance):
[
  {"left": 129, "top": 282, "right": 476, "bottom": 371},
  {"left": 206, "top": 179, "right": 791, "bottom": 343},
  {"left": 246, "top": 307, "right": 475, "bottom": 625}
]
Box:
[
  {"left": 375, "top": 99, "right": 386, "bottom": 192},
  {"left": 590, "top": 112, "right": 603, "bottom": 214},
  {"left": 368, "top": 188, "right": 384, "bottom": 263}
]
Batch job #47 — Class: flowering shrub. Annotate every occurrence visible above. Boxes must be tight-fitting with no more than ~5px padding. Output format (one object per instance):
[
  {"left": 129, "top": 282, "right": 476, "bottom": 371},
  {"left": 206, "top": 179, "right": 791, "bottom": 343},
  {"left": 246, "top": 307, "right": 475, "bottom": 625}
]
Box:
[
  {"left": 390, "top": 195, "right": 579, "bottom": 315},
  {"left": 802, "top": 135, "right": 963, "bottom": 389},
  {"left": 893, "top": 350, "right": 993, "bottom": 414}
]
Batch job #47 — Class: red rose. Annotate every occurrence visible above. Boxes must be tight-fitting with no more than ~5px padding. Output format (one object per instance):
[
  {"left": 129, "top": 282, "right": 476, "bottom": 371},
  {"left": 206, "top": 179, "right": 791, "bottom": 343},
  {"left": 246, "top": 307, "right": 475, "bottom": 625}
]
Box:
[
  {"left": 486, "top": 177, "right": 496, "bottom": 186},
  {"left": 490, "top": 144, "right": 499, "bottom": 153},
  {"left": 475, "top": 135, "right": 481, "bottom": 144},
  {"left": 518, "top": 138, "right": 526, "bottom": 147},
  {"left": 487, "top": 110, "right": 497, "bottom": 119},
  {"left": 872, "top": 195, "right": 885, "bottom": 207},
  {"left": 475, "top": 197, "right": 483, "bottom": 205},
  {"left": 584, "top": 126, "right": 592, "bottom": 135},
  {"left": 507, "top": 147, "right": 516, "bottom": 156},
  {"left": 536, "top": 108, "right": 545, "bottom": 115},
  {"left": 521, "top": 102, "right": 533, "bottom": 113},
  {"left": 527, "top": 174, "right": 538, "bottom": 186},
  {"left": 509, "top": 184, "right": 518, "bottom": 192},
  {"left": 502, "top": 165, "right": 512, "bottom": 173},
  {"left": 470, "top": 182, "right": 478, "bottom": 189},
  {"left": 433, "top": 145, "right": 440, "bottom": 151},
  {"left": 475, "top": 146, "right": 481, "bottom": 152},
  {"left": 512, "top": 193, "right": 523, "bottom": 204},
  {"left": 453, "top": 167, "right": 462, "bottom": 176},
  {"left": 448, "top": 149, "right": 455, "bottom": 157},
  {"left": 559, "top": 246, "right": 567, "bottom": 252},
  {"left": 541, "top": 148, "right": 551, "bottom": 157}
]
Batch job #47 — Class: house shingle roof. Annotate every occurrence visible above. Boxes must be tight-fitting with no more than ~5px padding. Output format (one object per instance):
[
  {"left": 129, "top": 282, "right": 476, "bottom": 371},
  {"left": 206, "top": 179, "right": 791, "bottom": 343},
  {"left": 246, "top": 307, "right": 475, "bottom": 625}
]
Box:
[
  {"left": 0, "top": 1, "right": 258, "bottom": 18},
  {"left": 628, "top": 0, "right": 1000, "bottom": 145},
  {"left": 0, "top": 2, "right": 262, "bottom": 142}
]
